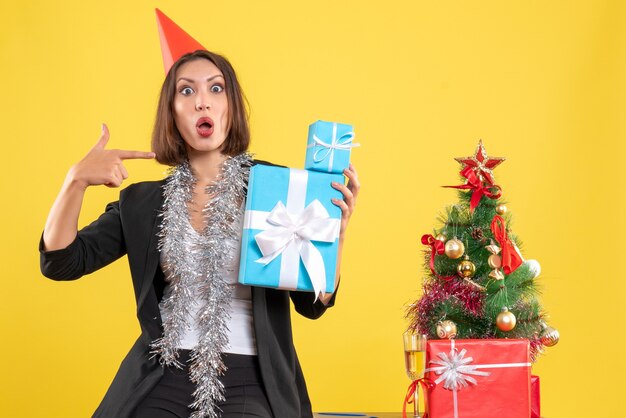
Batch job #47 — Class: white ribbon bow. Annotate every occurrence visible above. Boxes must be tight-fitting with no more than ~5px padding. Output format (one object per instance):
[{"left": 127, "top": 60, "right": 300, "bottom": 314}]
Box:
[
  {"left": 308, "top": 123, "right": 359, "bottom": 172},
  {"left": 254, "top": 199, "right": 338, "bottom": 299},
  {"left": 428, "top": 348, "right": 491, "bottom": 391}
]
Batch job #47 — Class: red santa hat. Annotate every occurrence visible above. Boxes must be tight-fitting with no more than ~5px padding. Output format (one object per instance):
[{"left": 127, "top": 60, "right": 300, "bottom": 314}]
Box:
[{"left": 155, "top": 8, "right": 206, "bottom": 74}]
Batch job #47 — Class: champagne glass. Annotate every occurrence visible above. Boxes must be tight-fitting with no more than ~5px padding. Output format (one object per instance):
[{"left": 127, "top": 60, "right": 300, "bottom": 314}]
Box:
[{"left": 403, "top": 330, "right": 427, "bottom": 418}]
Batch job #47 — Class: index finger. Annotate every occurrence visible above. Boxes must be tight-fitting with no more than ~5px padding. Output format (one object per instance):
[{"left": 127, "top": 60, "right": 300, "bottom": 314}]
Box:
[{"left": 117, "top": 150, "right": 156, "bottom": 160}]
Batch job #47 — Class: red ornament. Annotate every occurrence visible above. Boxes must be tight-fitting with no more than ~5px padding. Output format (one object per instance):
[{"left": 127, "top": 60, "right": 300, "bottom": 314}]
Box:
[
  {"left": 455, "top": 140, "right": 505, "bottom": 186},
  {"left": 443, "top": 141, "right": 504, "bottom": 212},
  {"left": 421, "top": 234, "right": 456, "bottom": 281},
  {"left": 444, "top": 166, "right": 502, "bottom": 213},
  {"left": 490, "top": 215, "right": 523, "bottom": 274}
]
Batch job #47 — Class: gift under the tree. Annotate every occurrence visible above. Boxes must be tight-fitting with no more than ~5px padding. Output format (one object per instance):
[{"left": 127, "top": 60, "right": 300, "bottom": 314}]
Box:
[
  {"left": 531, "top": 375, "right": 540, "bottom": 418},
  {"left": 238, "top": 164, "right": 343, "bottom": 297},
  {"left": 424, "top": 339, "right": 531, "bottom": 418},
  {"left": 305, "top": 120, "right": 357, "bottom": 174}
]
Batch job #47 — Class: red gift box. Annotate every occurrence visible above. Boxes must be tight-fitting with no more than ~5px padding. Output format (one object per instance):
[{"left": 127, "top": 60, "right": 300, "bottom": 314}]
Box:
[
  {"left": 531, "top": 375, "right": 541, "bottom": 418},
  {"left": 425, "top": 339, "right": 531, "bottom": 418}
]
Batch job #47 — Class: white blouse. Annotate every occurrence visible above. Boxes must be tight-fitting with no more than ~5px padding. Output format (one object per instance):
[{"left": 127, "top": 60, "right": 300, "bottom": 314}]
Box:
[{"left": 158, "top": 212, "right": 257, "bottom": 355}]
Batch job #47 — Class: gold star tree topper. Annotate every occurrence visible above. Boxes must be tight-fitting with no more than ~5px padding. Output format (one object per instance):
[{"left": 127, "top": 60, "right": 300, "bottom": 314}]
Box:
[{"left": 455, "top": 140, "right": 505, "bottom": 185}]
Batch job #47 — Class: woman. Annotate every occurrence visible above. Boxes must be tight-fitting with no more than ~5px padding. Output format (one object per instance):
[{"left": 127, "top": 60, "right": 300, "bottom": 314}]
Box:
[{"left": 40, "top": 49, "right": 359, "bottom": 418}]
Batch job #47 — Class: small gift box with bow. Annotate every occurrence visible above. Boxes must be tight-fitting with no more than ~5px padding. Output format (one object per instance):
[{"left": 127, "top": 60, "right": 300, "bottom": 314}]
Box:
[
  {"left": 238, "top": 164, "right": 343, "bottom": 298},
  {"left": 425, "top": 339, "right": 531, "bottom": 418},
  {"left": 305, "top": 120, "right": 358, "bottom": 174}
]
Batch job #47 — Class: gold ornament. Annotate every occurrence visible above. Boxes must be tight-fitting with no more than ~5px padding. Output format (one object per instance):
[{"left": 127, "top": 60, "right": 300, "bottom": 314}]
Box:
[
  {"left": 457, "top": 255, "right": 476, "bottom": 278},
  {"left": 435, "top": 233, "right": 447, "bottom": 242},
  {"left": 437, "top": 320, "right": 458, "bottom": 339},
  {"left": 495, "top": 204, "right": 507, "bottom": 215},
  {"left": 457, "top": 255, "right": 486, "bottom": 291},
  {"left": 486, "top": 239, "right": 503, "bottom": 279},
  {"left": 444, "top": 238, "right": 465, "bottom": 259},
  {"left": 485, "top": 243, "right": 501, "bottom": 255},
  {"left": 489, "top": 269, "right": 505, "bottom": 280},
  {"left": 540, "top": 323, "right": 560, "bottom": 347},
  {"left": 496, "top": 307, "right": 517, "bottom": 331},
  {"left": 488, "top": 254, "right": 502, "bottom": 269}
]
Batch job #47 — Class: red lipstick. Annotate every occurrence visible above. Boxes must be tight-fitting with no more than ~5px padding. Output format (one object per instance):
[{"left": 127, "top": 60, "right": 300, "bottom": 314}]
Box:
[{"left": 196, "top": 117, "right": 214, "bottom": 137}]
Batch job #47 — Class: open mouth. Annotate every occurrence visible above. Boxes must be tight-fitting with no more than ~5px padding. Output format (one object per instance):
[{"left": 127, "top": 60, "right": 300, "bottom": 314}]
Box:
[{"left": 196, "top": 117, "right": 214, "bottom": 137}]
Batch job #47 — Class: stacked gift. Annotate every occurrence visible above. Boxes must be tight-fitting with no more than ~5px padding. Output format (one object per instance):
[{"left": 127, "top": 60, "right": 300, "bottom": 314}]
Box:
[
  {"left": 238, "top": 121, "right": 357, "bottom": 298},
  {"left": 424, "top": 339, "right": 531, "bottom": 418},
  {"left": 304, "top": 120, "right": 356, "bottom": 173}
]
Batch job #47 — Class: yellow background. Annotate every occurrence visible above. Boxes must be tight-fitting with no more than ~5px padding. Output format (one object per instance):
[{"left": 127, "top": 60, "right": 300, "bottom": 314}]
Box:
[{"left": 1, "top": 1, "right": 624, "bottom": 417}]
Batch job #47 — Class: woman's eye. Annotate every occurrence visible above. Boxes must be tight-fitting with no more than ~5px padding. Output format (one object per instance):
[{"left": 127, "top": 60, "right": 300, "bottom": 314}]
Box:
[
  {"left": 180, "top": 86, "right": 194, "bottom": 95},
  {"left": 210, "top": 84, "right": 224, "bottom": 93}
]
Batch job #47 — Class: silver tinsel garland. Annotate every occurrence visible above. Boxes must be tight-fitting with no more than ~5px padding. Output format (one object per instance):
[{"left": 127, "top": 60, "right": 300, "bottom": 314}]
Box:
[{"left": 151, "top": 153, "right": 252, "bottom": 418}]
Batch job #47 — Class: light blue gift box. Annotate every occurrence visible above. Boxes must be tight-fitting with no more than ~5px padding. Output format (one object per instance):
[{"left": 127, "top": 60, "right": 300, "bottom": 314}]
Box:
[
  {"left": 238, "top": 164, "right": 343, "bottom": 294},
  {"left": 305, "top": 120, "right": 357, "bottom": 174}
]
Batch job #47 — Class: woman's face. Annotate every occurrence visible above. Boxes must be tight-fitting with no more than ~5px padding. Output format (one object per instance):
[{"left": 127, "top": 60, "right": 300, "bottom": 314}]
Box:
[{"left": 173, "top": 58, "right": 229, "bottom": 156}]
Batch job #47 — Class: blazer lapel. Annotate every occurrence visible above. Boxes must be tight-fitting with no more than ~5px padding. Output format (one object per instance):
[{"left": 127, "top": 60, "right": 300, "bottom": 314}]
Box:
[{"left": 136, "top": 183, "right": 165, "bottom": 314}]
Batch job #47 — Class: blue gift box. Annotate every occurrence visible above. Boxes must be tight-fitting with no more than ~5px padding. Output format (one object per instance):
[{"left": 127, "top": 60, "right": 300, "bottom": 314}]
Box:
[
  {"left": 305, "top": 120, "right": 357, "bottom": 174},
  {"left": 239, "top": 164, "right": 344, "bottom": 296}
]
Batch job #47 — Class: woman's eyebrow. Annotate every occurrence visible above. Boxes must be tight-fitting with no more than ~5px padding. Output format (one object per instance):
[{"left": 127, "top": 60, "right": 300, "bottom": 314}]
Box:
[
  {"left": 176, "top": 74, "right": 224, "bottom": 84},
  {"left": 206, "top": 74, "right": 225, "bottom": 82}
]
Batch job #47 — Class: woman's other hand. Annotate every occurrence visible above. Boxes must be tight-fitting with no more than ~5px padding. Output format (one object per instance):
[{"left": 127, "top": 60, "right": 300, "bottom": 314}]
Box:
[
  {"left": 331, "top": 163, "right": 360, "bottom": 241},
  {"left": 318, "top": 163, "right": 360, "bottom": 305}
]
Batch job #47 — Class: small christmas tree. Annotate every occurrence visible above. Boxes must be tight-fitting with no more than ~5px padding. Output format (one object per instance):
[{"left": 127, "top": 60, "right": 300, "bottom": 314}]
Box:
[{"left": 407, "top": 141, "right": 559, "bottom": 361}]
